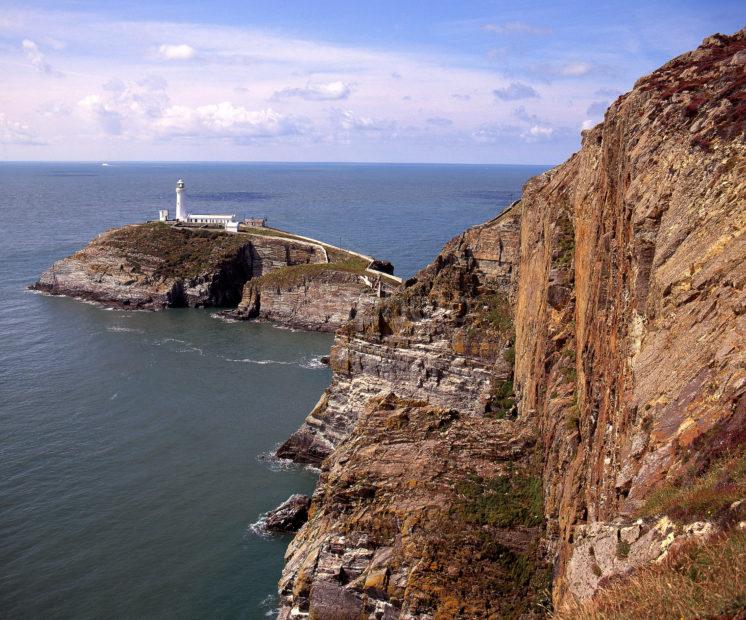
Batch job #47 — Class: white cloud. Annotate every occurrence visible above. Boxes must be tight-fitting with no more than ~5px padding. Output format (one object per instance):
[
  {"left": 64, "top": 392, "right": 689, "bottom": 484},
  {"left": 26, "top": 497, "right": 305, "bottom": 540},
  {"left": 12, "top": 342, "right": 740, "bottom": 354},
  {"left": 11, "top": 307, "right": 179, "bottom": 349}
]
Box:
[
  {"left": 512, "top": 106, "right": 540, "bottom": 123},
  {"left": 0, "top": 7, "right": 598, "bottom": 161},
  {"left": 472, "top": 123, "right": 522, "bottom": 144},
  {"left": 37, "top": 101, "right": 72, "bottom": 117},
  {"left": 155, "top": 103, "right": 305, "bottom": 140},
  {"left": 331, "top": 109, "right": 395, "bottom": 132},
  {"left": 77, "top": 77, "right": 170, "bottom": 136},
  {"left": 78, "top": 94, "right": 124, "bottom": 135},
  {"left": 426, "top": 117, "right": 453, "bottom": 127},
  {"left": 274, "top": 81, "right": 352, "bottom": 101},
  {"left": 594, "top": 87, "right": 621, "bottom": 97},
  {"left": 586, "top": 100, "right": 609, "bottom": 116},
  {"left": 157, "top": 43, "right": 196, "bottom": 60},
  {"left": 559, "top": 62, "right": 593, "bottom": 77},
  {"left": 526, "top": 125, "right": 554, "bottom": 139},
  {"left": 482, "top": 21, "right": 550, "bottom": 36},
  {"left": 21, "top": 39, "right": 59, "bottom": 75},
  {"left": 0, "top": 112, "right": 44, "bottom": 144},
  {"left": 581, "top": 119, "right": 597, "bottom": 130},
  {"left": 493, "top": 82, "right": 540, "bottom": 101}
]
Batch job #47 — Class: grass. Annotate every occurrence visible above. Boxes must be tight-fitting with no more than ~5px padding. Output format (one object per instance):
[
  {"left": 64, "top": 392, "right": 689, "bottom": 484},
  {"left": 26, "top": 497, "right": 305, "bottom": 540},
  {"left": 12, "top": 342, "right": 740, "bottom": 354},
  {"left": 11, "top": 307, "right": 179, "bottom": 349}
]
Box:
[
  {"left": 554, "top": 212, "right": 575, "bottom": 270},
  {"left": 554, "top": 529, "right": 746, "bottom": 620},
  {"left": 433, "top": 470, "right": 549, "bottom": 618},
  {"left": 638, "top": 450, "right": 746, "bottom": 523},
  {"left": 453, "top": 471, "right": 543, "bottom": 528},
  {"left": 482, "top": 292, "right": 513, "bottom": 333},
  {"left": 488, "top": 378, "right": 516, "bottom": 419},
  {"left": 503, "top": 343, "right": 516, "bottom": 365},
  {"left": 559, "top": 346, "right": 578, "bottom": 383},
  {"left": 246, "top": 260, "right": 371, "bottom": 289},
  {"left": 242, "top": 225, "right": 388, "bottom": 278},
  {"left": 564, "top": 404, "right": 580, "bottom": 432},
  {"left": 105, "top": 222, "right": 249, "bottom": 279}
]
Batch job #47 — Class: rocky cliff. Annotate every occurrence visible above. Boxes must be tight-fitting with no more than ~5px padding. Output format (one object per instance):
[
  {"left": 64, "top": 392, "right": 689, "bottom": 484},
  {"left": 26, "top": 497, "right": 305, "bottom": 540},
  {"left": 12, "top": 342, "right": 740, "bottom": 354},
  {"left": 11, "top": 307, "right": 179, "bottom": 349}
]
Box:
[
  {"left": 277, "top": 30, "right": 745, "bottom": 618},
  {"left": 33, "top": 223, "right": 396, "bottom": 331}
]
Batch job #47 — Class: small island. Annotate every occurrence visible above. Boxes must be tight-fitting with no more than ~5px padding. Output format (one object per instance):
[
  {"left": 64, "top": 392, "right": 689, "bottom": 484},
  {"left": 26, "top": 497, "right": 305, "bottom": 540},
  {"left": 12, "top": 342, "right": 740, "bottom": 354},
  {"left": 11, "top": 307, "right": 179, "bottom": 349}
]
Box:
[{"left": 32, "top": 180, "right": 401, "bottom": 332}]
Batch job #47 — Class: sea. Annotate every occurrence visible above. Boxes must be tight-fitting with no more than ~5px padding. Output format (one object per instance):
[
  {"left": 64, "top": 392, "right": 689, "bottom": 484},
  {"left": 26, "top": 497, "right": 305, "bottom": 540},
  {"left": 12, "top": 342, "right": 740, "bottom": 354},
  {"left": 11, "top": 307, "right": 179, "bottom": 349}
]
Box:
[{"left": 0, "top": 162, "right": 547, "bottom": 619}]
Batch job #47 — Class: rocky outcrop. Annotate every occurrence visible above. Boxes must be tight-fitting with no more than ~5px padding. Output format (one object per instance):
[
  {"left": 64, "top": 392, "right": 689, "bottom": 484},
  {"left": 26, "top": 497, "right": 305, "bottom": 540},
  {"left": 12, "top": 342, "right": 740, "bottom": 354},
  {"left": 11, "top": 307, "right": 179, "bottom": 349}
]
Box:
[
  {"left": 277, "top": 206, "right": 522, "bottom": 464},
  {"left": 229, "top": 268, "right": 398, "bottom": 333},
  {"left": 511, "top": 29, "right": 746, "bottom": 604},
  {"left": 264, "top": 495, "right": 311, "bottom": 533},
  {"left": 32, "top": 223, "right": 395, "bottom": 331},
  {"left": 563, "top": 517, "right": 718, "bottom": 601},
  {"left": 278, "top": 29, "right": 746, "bottom": 617},
  {"left": 33, "top": 223, "right": 256, "bottom": 309},
  {"left": 278, "top": 395, "right": 548, "bottom": 620}
]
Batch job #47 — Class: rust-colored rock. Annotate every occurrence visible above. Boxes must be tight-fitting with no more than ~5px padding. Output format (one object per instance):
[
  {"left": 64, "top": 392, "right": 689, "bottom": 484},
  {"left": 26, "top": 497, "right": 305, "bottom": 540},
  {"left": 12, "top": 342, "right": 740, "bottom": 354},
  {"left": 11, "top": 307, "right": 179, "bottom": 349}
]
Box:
[{"left": 278, "top": 29, "right": 746, "bottom": 617}]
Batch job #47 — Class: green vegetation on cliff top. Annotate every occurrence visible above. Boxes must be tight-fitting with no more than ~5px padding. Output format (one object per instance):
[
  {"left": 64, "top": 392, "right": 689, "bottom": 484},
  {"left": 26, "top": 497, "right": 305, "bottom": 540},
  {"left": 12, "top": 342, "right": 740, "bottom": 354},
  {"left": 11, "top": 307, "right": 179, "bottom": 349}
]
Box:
[
  {"left": 101, "top": 222, "right": 397, "bottom": 284},
  {"left": 104, "top": 222, "right": 249, "bottom": 279}
]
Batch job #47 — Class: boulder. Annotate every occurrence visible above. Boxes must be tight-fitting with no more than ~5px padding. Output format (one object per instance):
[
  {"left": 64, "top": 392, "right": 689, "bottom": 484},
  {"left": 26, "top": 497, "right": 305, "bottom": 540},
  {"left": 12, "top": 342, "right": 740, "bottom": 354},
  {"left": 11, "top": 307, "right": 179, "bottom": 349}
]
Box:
[{"left": 264, "top": 494, "right": 311, "bottom": 532}]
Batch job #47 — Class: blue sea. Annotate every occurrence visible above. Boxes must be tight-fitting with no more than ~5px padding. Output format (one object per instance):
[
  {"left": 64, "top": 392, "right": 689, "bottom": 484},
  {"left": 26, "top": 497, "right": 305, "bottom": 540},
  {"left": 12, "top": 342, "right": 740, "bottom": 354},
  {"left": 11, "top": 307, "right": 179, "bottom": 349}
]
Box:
[{"left": 0, "top": 162, "right": 546, "bottom": 619}]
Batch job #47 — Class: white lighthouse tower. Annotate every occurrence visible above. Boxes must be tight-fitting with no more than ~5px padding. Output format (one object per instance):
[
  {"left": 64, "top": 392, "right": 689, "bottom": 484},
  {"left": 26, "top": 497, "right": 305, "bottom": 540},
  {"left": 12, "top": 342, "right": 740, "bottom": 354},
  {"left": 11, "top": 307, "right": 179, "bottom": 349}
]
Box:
[{"left": 175, "top": 178, "right": 187, "bottom": 221}]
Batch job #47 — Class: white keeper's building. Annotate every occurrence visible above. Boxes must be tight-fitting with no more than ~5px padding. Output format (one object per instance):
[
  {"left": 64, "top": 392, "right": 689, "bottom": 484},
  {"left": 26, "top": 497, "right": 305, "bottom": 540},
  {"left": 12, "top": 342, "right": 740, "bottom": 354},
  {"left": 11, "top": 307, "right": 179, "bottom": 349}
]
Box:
[{"left": 159, "top": 179, "right": 240, "bottom": 232}]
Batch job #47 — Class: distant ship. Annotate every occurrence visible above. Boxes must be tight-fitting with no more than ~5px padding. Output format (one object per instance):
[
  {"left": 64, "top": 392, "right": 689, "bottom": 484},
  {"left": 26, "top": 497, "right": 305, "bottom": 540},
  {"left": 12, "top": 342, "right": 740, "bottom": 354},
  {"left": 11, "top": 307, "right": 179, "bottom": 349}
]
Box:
[{"left": 101, "top": 162, "right": 110, "bottom": 167}]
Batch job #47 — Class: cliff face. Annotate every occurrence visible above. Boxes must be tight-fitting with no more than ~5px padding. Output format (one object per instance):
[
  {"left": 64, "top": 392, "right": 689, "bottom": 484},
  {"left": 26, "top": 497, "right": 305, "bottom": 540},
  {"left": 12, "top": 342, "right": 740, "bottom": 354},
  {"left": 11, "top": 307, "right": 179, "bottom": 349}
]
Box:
[
  {"left": 278, "top": 30, "right": 746, "bottom": 617},
  {"left": 232, "top": 268, "right": 391, "bottom": 332},
  {"left": 513, "top": 30, "right": 746, "bottom": 601},
  {"left": 277, "top": 207, "right": 522, "bottom": 464},
  {"left": 33, "top": 223, "right": 393, "bottom": 331}
]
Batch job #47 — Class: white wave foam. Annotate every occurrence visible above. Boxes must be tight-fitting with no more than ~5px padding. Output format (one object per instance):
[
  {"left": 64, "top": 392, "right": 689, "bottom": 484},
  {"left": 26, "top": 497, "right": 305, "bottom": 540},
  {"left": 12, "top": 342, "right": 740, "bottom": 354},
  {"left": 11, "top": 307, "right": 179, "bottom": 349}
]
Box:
[
  {"left": 257, "top": 448, "right": 321, "bottom": 474},
  {"left": 299, "top": 356, "right": 326, "bottom": 369},
  {"left": 258, "top": 593, "right": 280, "bottom": 617},
  {"left": 270, "top": 324, "right": 300, "bottom": 333},
  {"left": 176, "top": 346, "right": 203, "bottom": 355},
  {"left": 248, "top": 514, "right": 271, "bottom": 539},
  {"left": 210, "top": 312, "right": 239, "bottom": 323},
  {"left": 225, "top": 355, "right": 326, "bottom": 369},
  {"left": 257, "top": 449, "right": 295, "bottom": 472},
  {"left": 224, "top": 357, "right": 293, "bottom": 366},
  {"left": 107, "top": 326, "right": 144, "bottom": 333}
]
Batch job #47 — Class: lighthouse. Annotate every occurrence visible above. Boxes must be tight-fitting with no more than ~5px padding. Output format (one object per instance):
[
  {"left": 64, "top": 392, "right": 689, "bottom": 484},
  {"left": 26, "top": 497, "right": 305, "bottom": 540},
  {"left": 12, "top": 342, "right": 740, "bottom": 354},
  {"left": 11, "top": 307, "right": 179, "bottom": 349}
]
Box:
[{"left": 175, "top": 178, "right": 187, "bottom": 221}]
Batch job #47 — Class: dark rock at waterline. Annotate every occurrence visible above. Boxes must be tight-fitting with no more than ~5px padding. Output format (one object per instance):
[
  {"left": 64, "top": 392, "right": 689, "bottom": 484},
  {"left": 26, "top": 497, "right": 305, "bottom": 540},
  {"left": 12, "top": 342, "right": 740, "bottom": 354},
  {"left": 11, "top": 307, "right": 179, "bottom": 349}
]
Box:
[
  {"left": 368, "top": 259, "right": 395, "bottom": 275},
  {"left": 320, "top": 355, "right": 330, "bottom": 365},
  {"left": 264, "top": 494, "right": 310, "bottom": 532}
]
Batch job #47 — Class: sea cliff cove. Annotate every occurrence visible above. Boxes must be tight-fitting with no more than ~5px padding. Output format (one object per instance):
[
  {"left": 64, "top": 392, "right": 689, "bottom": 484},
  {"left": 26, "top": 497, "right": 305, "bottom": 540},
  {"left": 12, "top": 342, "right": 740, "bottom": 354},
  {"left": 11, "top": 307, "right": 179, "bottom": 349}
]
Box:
[{"left": 2, "top": 5, "right": 745, "bottom": 619}]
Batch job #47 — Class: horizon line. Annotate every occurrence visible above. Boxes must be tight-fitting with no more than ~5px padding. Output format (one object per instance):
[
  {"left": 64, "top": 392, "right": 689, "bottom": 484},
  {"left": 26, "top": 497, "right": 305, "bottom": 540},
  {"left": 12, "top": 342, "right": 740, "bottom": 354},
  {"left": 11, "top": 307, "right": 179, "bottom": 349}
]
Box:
[{"left": 0, "top": 159, "right": 557, "bottom": 167}]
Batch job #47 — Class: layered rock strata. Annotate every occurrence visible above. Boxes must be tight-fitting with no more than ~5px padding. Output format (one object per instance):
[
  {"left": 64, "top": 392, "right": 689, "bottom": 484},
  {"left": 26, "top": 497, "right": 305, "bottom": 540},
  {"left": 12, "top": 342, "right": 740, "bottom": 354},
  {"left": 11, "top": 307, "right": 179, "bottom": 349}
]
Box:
[
  {"left": 278, "top": 29, "right": 746, "bottom": 617},
  {"left": 33, "top": 223, "right": 395, "bottom": 331},
  {"left": 277, "top": 207, "right": 522, "bottom": 464},
  {"left": 229, "top": 268, "right": 395, "bottom": 332},
  {"left": 279, "top": 395, "right": 548, "bottom": 620}
]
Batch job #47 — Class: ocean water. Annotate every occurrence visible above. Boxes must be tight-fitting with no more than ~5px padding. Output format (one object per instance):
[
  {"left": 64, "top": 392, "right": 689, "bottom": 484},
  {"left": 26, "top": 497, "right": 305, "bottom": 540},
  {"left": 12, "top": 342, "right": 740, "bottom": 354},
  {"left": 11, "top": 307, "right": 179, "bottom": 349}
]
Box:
[{"left": 0, "top": 162, "right": 546, "bottom": 619}]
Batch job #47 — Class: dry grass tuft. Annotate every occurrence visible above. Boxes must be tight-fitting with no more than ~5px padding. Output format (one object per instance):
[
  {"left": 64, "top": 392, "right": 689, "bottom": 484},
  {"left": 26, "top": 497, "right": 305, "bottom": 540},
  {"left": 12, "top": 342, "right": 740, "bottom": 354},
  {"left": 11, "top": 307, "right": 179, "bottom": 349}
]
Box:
[
  {"left": 555, "top": 529, "right": 746, "bottom": 620},
  {"left": 639, "top": 450, "right": 746, "bottom": 523}
]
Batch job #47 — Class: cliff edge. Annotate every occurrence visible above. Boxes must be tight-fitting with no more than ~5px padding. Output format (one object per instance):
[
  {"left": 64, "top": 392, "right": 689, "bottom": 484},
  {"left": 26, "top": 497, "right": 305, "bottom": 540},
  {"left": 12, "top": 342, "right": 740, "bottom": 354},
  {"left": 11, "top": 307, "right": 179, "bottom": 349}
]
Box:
[
  {"left": 277, "top": 29, "right": 745, "bottom": 618},
  {"left": 32, "top": 223, "right": 399, "bottom": 331}
]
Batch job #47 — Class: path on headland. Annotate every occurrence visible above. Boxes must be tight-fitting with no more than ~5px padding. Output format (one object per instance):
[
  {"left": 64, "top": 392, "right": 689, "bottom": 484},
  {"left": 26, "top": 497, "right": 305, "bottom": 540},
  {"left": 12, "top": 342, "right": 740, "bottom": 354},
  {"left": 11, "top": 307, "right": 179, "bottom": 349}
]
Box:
[{"left": 241, "top": 226, "right": 404, "bottom": 285}]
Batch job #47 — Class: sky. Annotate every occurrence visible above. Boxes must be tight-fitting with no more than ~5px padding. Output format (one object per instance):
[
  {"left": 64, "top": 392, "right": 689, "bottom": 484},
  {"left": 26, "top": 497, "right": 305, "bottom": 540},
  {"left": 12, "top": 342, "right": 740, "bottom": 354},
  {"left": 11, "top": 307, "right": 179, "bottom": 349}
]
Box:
[{"left": 0, "top": 1, "right": 743, "bottom": 164}]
